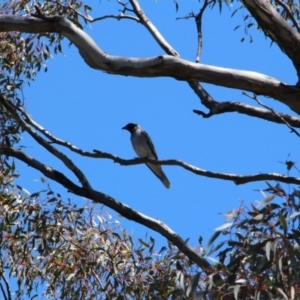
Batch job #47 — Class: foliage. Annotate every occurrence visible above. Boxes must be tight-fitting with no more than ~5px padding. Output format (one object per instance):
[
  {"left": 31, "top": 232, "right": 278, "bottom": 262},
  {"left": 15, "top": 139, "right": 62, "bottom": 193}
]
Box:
[
  {"left": 1, "top": 0, "right": 300, "bottom": 299},
  {"left": 2, "top": 155, "right": 300, "bottom": 299},
  {"left": 0, "top": 162, "right": 195, "bottom": 299},
  {"left": 205, "top": 182, "right": 300, "bottom": 299}
]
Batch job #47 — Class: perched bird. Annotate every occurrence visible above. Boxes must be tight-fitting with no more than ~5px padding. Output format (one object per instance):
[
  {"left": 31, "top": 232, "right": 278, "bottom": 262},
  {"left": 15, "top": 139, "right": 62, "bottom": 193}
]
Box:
[{"left": 122, "top": 123, "right": 170, "bottom": 189}]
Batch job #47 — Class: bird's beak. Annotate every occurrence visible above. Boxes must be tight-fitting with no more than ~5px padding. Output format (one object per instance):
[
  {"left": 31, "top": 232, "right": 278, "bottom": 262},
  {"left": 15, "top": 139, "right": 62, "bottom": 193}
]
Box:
[{"left": 122, "top": 126, "right": 127, "bottom": 130}]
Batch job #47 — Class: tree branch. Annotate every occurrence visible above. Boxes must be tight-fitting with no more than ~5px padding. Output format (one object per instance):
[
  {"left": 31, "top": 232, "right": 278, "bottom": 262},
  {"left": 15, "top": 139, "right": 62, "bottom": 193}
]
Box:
[
  {"left": 91, "top": 14, "right": 140, "bottom": 23},
  {"left": 189, "top": 82, "right": 300, "bottom": 127},
  {"left": 8, "top": 95, "right": 299, "bottom": 186},
  {"left": 195, "top": 0, "right": 213, "bottom": 63},
  {"left": 2, "top": 15, "right": 300, "bottom": 114},
  {"left": 108, "top": 2, "right": 300, "bottom": 127},
  {"left": 276, "top": 0, "right": 300, "bottom": 33},
  {"left": 242, "top": 0, "right": 300, "bottom": 82},
  {"left": 0, "top": 146, "right": 211, "bottom": 270},
  {"left": 243, "top": 92, "right": 300, "bottom": 138},
  {"left": 0, "top": 95, "right": 92, "bottom": 189},
  {"left": 128, "top": 0, "right": 179, "bottom": 57}
]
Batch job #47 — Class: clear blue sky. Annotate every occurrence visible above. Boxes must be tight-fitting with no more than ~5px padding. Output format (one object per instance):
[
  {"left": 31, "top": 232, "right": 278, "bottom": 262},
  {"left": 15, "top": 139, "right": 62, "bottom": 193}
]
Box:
[{"left": 16, "top": 0, "right": 298, "bottom": 250}]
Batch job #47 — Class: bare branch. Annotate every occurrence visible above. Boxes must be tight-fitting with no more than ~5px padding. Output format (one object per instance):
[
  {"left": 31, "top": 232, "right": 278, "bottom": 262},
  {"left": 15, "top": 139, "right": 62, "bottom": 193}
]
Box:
[
  {"left": 189, "top": 82, "right": 300, "bottom": 127},
  {"left": 0, "top": 95, "right": 92, "bottom": 189},
  {"left": 195, "top": 0, "right": 213, "bottom": 63},
  {"left": 243, "top": 92, "right": 300, "bottom": 138},
  {"left": 176, "top": 13, "right": 195, "bottom": 21},
  {"left": 99, "top": 154, "right": 300, "bottom": 186},
  {"left": 10, "top": 105, "right": 300, "bottom": 186},
  {"left": 0, "top": 146, "right": 211, "bottom": 270},
  {"left": 2, "top": 15, "right": 300, "bottom": 114},
  {"left": 117, "top": 0, "right": 135, "bottom": 13},
  {"left": 128, "top": 0, "right": 179, "bottom": 57},
  {"left": 91, "top": 14, "right": 140, "bottom": 23}
]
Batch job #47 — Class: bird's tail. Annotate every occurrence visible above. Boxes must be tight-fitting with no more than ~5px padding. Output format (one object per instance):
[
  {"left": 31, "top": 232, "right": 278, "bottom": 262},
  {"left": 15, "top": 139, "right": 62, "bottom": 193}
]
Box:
[
  {"left": 146, "top": 163, "right": 171, "bottom": 189},
  {"left": 160, "top": 171, "right": 171, "bottom": 189}
]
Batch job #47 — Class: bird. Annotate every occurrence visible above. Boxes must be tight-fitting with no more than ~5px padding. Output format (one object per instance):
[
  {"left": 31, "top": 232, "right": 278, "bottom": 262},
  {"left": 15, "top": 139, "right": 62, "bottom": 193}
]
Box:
[{"left": 122, "top": 123, "right": 170, "bottom": 189}]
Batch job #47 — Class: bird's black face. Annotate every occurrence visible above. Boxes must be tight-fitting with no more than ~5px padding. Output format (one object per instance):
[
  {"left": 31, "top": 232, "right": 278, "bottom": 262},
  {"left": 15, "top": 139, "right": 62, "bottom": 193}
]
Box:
[{"left": 122, "top": 123, "right": 137, "bottom": 133}]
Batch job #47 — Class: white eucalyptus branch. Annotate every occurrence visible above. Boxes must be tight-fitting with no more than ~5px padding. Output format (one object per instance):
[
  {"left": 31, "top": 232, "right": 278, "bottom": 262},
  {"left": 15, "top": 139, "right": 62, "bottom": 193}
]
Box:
[{"left": 1, "top": 14, "right": 300, "bottom": 114}]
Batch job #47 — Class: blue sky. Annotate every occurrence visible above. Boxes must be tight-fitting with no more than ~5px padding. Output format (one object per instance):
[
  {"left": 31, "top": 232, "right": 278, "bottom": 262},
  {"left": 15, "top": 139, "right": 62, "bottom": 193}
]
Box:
[{"left": 16, "top": 0, "right": 299, "bottom": 251}]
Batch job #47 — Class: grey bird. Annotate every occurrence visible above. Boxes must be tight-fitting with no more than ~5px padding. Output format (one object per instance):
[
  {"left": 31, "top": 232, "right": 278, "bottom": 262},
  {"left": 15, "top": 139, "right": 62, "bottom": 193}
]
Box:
[{"left": 122, "top": 123, "right": 170, "bottom": 189}]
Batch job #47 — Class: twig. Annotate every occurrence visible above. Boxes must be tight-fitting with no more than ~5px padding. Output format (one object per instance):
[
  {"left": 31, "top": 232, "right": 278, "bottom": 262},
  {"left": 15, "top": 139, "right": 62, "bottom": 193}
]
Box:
[
  {"left": 70, "top": 0, "right": 140, "bottom": 23},
  {"left": 91, "top": 14, "right": 140, "bottom": 23},
  {"left": 243, "top": 92, "right": 300, "bottom": 138},
  {"left": 117, "top": 0, "right": 135, "bottom": 13},
  {"left": 176, "top": 13, "right": 195, "bottom": 21},
  {"left": 195, "top": 0, "right": 213, "bottom": 63},
  {"left": 182, "top": 2, "right": 221, "bottom": 119},
  {"left": 45, "top": 0, "right": 139, "bottom": 23}
]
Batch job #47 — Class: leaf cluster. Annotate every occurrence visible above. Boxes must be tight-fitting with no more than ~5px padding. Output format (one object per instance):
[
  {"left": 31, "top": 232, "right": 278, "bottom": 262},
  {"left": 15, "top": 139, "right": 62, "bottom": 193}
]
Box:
[
  {"left": 0, "top": 161, "right": 202, "bottom": 299},
  {"left": 205, "top": 183, "right": 300, "bottom": 299},
  {"left": 0, "top": 0, "right": 93, "bottom": 149}
]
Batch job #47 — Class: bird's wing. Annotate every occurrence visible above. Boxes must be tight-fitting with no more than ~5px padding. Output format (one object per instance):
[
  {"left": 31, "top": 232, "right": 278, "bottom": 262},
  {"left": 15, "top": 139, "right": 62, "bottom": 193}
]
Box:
[{"left": 141, "top": 130, "right": 158, "bottom": 159}]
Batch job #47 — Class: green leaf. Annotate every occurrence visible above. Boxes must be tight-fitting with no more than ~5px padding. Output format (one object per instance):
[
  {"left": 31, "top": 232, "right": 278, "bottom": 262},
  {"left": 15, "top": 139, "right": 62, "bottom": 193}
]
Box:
[
  {"left": 207, "top": 240, "right": 226, "bottom": 256},
  {"left": 174, "top": 0, "right": 179, "bottom": 12},
  {"left": 265, "top": 241, "right": 272, "bottom": 261},
  {"left": 207, "top": 231, "right": 221, "bottom": 248},
  {"left": 186, "top": 272, "right": 200, "bottom": 297},
  {"left": 176, "top": 271, "right": 185, "bottom": 291},
  {"left": 138, "top": 239, "right": 149, "bottom": 247},
  {"left": 214, "top": 222, "right": 233, "bottom": 231},
  {"left": 234, "top": 284, "right": 241, "bottom": 300},
  {"left": 279, "top": 211, "right": 287, "bottom": 234},
  {"left": 231, "top": 8, "right": 238, "bottom": 18}
]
